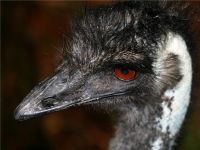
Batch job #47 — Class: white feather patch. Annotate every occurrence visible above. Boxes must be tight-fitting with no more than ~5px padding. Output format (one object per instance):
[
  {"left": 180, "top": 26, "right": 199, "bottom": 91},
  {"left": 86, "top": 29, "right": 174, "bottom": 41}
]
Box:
[
  {"left": 152, "top": 32, "right": 192, "bottom": 149},
  {"left": 151, "top": 137, "right": 163, "bottom": 150}
]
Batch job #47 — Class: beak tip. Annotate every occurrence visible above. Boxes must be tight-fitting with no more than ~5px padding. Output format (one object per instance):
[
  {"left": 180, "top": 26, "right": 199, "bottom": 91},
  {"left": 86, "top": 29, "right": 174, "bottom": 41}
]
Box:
[
  {"left": 14, "top": 110, "right": 31, "bottom": 121},
  {"left": 14, "top": 106, "right": 22, "bottom": 121},
  {"left": 14, "top": 104, "right": 29, "bottom": 121},
  {"left": 14, "top": 101, "right": 49, "bottom": 121}
]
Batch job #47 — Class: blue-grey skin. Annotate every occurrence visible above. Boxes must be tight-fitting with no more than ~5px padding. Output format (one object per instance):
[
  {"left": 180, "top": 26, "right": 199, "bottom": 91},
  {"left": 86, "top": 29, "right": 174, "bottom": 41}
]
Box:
[{"left": 15, "top": 1, "right": 193, "bottom": 150}]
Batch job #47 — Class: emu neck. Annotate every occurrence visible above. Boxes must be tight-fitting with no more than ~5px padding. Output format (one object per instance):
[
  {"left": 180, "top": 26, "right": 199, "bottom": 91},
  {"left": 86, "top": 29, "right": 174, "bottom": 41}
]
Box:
[
  {"left": 108, "top": 92, "right": 190, "bottom": 150},
  {"left": 108, "top": 104, "right": 167, "bottom": 150}
]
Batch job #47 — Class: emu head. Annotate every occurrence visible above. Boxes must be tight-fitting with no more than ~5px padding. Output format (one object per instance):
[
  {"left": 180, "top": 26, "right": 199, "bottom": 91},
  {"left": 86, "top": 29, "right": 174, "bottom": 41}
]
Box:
[{"left": 15, "top": 1, "right": 192, "bottom": 128}]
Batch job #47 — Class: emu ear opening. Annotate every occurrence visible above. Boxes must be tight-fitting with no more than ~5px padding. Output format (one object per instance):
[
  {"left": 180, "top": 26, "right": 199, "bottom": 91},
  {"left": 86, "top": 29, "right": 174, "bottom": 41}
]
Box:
[{"left": 153, "top": 32, "right": 192, "bottom": 91}]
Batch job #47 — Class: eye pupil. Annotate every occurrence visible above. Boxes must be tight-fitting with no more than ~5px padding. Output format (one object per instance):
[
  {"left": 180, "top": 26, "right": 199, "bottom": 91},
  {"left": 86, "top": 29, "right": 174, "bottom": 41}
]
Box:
[{"left": 121, "top": 68, "right": 129, "bottom": 75}]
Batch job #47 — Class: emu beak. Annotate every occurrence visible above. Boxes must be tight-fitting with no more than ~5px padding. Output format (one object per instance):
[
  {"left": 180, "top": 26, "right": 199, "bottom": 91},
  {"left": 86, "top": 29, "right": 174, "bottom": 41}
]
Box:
[
  {"left": 14, "top": 66, "right": 84, "bottom": 120},
  {"left": 14, "top": 63, "right": 125, "bottom": 121}
]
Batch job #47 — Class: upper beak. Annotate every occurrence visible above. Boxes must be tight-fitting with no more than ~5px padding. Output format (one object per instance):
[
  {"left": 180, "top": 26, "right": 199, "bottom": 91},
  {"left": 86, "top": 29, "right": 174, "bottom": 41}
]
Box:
[
  {"left": 14, "top": 64, "right": 126, "bottom": 121},
  {"left": 14, "top": 66, "right": 86, "bottom": 120}
]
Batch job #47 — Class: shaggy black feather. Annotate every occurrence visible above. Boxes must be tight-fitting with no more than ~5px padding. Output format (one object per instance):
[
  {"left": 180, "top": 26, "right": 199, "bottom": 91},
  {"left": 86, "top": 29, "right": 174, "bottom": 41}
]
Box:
[{"left": 63, "top": 1, "right": 191, "bottom": 63}]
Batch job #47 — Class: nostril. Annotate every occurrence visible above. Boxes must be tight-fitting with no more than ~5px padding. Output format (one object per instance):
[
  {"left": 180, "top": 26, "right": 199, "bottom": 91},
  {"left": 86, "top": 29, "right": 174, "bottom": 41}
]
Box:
[{"left": 42, "top": 97, "right": 58, "bottom": 108}]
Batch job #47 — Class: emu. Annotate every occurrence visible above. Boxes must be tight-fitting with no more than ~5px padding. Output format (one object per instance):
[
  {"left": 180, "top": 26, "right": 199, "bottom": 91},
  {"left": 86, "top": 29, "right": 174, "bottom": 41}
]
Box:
[{"left": 15, "top": 1, "right": 193, "bottom": 150}]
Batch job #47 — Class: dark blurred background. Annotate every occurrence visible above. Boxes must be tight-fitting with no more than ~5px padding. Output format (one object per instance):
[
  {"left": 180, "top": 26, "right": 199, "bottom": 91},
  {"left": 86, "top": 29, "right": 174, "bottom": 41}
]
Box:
[{"left": 1, "top": 1, "right": 200, "bottom": 150}]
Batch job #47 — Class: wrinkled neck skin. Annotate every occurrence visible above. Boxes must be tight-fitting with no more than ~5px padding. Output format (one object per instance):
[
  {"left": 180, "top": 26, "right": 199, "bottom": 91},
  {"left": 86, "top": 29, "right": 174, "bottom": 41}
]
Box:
[{"left": 109, "top": 33, "right": 192, "bottom": 150}]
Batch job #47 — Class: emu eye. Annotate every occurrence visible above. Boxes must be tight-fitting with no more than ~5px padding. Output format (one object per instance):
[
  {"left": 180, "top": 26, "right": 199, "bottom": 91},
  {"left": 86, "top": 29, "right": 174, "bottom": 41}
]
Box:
[{"left": 114, "top": 65, "right": 136, "bottom": 81}]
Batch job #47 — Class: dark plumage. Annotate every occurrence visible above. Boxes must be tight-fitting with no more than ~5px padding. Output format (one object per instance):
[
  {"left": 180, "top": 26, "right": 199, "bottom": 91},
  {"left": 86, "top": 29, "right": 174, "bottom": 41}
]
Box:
[{"left": 15, "top": 1, "right": 193, "bottom": 150}]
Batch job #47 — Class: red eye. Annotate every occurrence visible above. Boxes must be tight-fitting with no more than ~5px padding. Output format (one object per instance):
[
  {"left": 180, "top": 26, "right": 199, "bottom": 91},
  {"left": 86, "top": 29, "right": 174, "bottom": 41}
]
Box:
[{"left": 114, "top": 65, "right": 136, "bottom": 81}]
